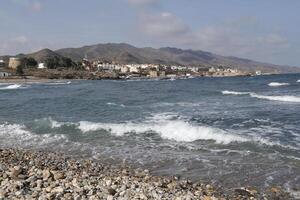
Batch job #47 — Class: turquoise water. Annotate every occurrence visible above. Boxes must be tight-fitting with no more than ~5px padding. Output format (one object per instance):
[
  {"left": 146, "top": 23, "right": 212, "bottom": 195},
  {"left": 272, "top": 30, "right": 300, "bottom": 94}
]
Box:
[{"left": 0, "top": 74, "right": 299, "bottom": 191}]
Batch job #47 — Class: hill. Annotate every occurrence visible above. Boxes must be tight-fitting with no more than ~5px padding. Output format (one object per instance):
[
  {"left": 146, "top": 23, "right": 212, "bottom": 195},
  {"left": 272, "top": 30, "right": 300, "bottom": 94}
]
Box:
[
  {"left": 55, "top": 43, "right": 300, "bottom": 73},
  {"left": 2, "top": 43, "right": 300, "bottom": 73}
]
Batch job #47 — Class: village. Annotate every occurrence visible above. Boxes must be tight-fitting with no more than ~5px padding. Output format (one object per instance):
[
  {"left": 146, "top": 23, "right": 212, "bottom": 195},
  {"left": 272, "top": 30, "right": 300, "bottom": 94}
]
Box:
[{"left": 0, "top": 56, "right": 255, "bottom": 80}]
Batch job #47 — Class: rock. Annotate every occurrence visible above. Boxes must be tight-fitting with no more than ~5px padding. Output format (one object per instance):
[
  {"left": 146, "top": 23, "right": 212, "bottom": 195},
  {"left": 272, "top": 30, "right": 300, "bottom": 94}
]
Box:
[
  {"left": 45, "top": 186, "right": 53, "bottom": 193},
  {"left": 0, "top": 190, "right": 6, "bottom": 199},
  {"left": 271, "top": 187, "right": 280, "bottom": 193},
  {"left": 52, "top": 171, "right": 64, "bottom": 180},
  {"left": 106, "top": 179, "right": 112, "bottom": 186},
  {"left": 15, "top": 190, "right": 22, "bottom": 196},
  {"left": 234, "top": 188, "right": 253, "bottom": 197},
  {"left": 107, "top": 188, "right": 117, "bottom": 196},
  {"left": 107, "top": 195, "right": 114, "bottom": 200},
  {"left": 42, "top": 169, "right": 52, "bottom": 180},
  {"left": 120, "top": 185, "right": 126, "bottom": 192},
  {"left": 10, "top": 166, "right": 22, "bottom": 178},
  {"left": 51, "top": 186, "right": 64, "bottom": 193},
  {"left": 119, "top": 191, "right": 126, "bottom": 197},
  {"left": 63, "top": 193, "right": 72, "bottom": 199},
  {"left": 139, "top": 193, "right": 147, "bottom": 199}
]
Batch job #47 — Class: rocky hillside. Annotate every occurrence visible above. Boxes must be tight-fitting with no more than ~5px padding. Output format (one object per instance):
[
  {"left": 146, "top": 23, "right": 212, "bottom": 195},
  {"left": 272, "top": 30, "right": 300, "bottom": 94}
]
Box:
[
  {"left": 55, "top": 43, "right": 300, "bottom": 73},
  {"left": 2, "top": 43, "right": 300, "bottom": 73}
]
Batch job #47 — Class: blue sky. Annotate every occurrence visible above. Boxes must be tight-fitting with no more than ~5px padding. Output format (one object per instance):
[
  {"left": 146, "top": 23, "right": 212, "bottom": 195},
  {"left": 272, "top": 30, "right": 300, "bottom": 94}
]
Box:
[{"left": 0, "top": 0, "right": 300, "bottom": 66}]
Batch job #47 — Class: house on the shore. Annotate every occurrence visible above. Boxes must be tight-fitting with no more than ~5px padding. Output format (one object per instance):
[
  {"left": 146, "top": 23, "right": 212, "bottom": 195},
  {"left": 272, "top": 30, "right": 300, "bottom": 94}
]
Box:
[
  {"left": 0, "top": 71, "right": 11, "bottom": 77},
  {"left": 149, "top": 70, "right": 158, "bottom": 78},
  {"left": 38, "top": 63, "right": 47, "bottom": 69},
  {"left": 0, "top": 60, "right": 5, "bottom": 68},
  {"left": 8, "top": 57, "right": 21, "bottom": 69}
]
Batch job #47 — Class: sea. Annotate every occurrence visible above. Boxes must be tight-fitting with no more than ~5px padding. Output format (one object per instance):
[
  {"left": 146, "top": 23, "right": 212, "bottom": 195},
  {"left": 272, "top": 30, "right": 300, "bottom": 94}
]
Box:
[{"left": 0, "top": 74, "right": 299, "bottom": 195}]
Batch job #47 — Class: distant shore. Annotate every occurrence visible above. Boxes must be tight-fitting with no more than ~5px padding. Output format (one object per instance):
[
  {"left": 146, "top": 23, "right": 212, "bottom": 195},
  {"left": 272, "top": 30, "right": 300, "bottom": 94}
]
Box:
[
  {"left": 0, "top": 77, "right": 52, "bottom": 84},
  {"left": 0, "top": 148, "right": 292, "bottom": 199}
]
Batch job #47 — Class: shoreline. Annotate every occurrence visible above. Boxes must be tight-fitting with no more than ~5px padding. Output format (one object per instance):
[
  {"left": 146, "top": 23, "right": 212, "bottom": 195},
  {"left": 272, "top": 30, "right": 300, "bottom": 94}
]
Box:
[
  {"left": 0, "top": 73, "right": 279, "bottom": 84},
  {"left": 0, "top": 148, "right": 292, "bottom": 199}
]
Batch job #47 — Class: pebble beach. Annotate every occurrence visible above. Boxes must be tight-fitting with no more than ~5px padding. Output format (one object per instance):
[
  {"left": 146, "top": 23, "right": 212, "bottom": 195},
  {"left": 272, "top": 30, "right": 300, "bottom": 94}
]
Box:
[{"left": 0, "top": 148, "right": 293, "bottom": 200}]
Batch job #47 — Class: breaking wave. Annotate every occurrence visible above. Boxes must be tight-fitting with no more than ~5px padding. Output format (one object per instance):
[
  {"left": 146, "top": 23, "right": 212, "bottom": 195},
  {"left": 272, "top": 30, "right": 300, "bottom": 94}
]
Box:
[
  {"left": 1, "top": 115, "right": 298, "bottom": 150},
  {"left": 0, "top": 84, "right": 25, "bottom": 90},
  {"left": 106, "top": 102, "right": 126, "bottom": 107},
  {"left": 222, "top": 90, "right": 300, "bottom": 103},
  {"left": 222, "top": 90, "right": 249, "bottom": 95},
  {"left": 78, "top": 114, "right": 247, "bottom": 144},
  {"left": 250, "top": 93, "right": 300, "bottom": 103},
  {"left": 297, "top": 80, "right": 300, "bottom": 83},
  {"left": 268, "top": 82, "right": 290, "bottom": 87},
  {"left": 45, "top": 81, "right": 72, "bottom": 85},
  {"left": 0, "top": 123, "right": 67, "bottom": 147}
]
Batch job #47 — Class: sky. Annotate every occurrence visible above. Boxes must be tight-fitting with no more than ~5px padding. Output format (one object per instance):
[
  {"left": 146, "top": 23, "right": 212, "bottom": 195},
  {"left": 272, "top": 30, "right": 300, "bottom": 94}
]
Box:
[{"left": 0, "top": 0, "right": 300, "bottom": 66}]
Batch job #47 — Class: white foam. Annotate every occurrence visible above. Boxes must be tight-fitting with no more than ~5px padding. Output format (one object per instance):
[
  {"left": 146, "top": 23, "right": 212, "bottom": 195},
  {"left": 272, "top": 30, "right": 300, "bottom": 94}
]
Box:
[
  {"left": 268, "top": 82, "right": 290, "bottom": 87},
  {"left": 222, "top": 90, "right": 249, "bottom": 95},
  {"left": 0, "top": 123, "right": 67, "bottom": 147},
  {"left": 0, "top": 84, "right": 24, "bottom": 90},
  {"left": 78, "top": 114, "right": 247, "bottom": 144},
  {"left": 222, "top": 90, "right": 300, "bottom": 103},
  {"left": 34, "top": 117, "right": 76, "bottom": 129},
  {"left": 153, "top": 102, "right": 202, "bottom": 107},
  {"left": 107, "top": 102, "right": 126, "bottom": 107},
  {"left": 46, "top": 81, "right": 71, "bottom": 85},
  {"left": 250, "top": 93, "right": 300, "bottom": 103},
  {"left": 297, "top": 79, "right": 300, "bottom": 83}
]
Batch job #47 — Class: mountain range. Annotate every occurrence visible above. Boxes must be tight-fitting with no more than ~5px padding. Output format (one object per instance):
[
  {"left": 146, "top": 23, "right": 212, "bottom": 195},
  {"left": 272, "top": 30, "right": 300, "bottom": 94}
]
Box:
[{"left": 2, "top": 43, "right": 300, "bottom": 73}]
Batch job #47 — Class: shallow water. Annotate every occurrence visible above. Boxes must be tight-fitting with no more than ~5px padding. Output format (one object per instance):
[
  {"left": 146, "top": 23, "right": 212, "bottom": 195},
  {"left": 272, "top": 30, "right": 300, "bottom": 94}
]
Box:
[{"left": 0, "top": 74, "right": 300, "bottom": 191}]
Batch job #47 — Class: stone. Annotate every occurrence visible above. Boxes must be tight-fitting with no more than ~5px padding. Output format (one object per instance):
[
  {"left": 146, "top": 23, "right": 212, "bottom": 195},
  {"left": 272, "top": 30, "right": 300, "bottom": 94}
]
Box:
[
  {"left": 52, "top": 171, "right": 64, "bottom": 180},
  {"left": 42, "top": 169, "right": 52, "bottom": 180},
  {"left": 10, "top": 166, "right": 22, "bottom": 178},
  {"left": 51, "top": 186, "right": 64, "bottom": 193},
  {"left": 234, "top": 188, "right": 253, "bottom": 197},
  {"left": 15, "top": 191, "right": 22, "bottom": 196},
  {"left": 0, "top": 190, "right": 6, "bottom": 199},
  {"left": 107, "top": 188, "right": 117, "bottom": 196},
  {"left": 107, "top": 195, "right": 114, "bottom": 200},
  {"left": 271, "top": 187, "right": 280, "bottom": 193},
  {"left": 119, "top": 191, "right": 126, "bottom": 197},
  {"left": 106, "top": 179, "right": 112, "bottom": 186}
]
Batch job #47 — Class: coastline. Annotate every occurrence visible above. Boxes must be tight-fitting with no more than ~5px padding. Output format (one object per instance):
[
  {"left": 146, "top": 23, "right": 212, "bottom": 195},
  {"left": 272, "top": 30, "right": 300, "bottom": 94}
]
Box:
[
  {"left": 0, "top": 148, "right": 292, "bottom": 199},
  {"left": 0, "top": 78, "right": 52, "bottom": 84}
]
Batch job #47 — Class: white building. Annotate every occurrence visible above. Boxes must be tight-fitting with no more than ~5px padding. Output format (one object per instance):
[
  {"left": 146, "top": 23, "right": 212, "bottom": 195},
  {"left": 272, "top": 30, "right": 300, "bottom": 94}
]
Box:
[
  {"left": 127, "top": 65, "right": 140, "bottom": 73},
  {"left": 0, "top": 60, "right": 5, "bottom": 68},
  {"left": 38, "top": 63, "right": 47, "bottom": 69},
  {"left": 0, "top": 71, "right": 11, "bottom": 77},
  {"left": 120, "top": 66, "right": 129, "bottom": 73}
]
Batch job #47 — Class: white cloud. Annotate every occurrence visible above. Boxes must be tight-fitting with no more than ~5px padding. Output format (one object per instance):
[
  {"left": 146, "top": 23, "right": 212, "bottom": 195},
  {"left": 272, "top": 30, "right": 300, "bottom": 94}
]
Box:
[
  {"left": 140, "top": 12, "right": 189, "bottom": 37},
  {"left": 12, "top": 36, "right": 29, "bottom": 44},
  {"left": 138, "top": 12, "right": 290, "bottom": 61}
]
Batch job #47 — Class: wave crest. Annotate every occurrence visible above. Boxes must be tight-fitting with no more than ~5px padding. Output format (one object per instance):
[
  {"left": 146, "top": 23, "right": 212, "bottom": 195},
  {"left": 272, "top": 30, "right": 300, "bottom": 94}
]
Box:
[
  {"left": 222, "top": 90, "right": 249, "bottom": 95},
  {"left": 0, "top": 84, "right": 25, "bottom": 90},
  {"left": 268, "top": 82, "right": 290, "bottom": 87},
  {"left": 78, "top": 115, "right": 247, "bottom": 144},
  {"left": 0, "top": 123, "right": 66, "bottom": 147},
  {"left": 250, "top": 93, "right": 300, "bottom": 103},
  {"left": 222, "top": 90, "right": 300, "bottom": 103}
]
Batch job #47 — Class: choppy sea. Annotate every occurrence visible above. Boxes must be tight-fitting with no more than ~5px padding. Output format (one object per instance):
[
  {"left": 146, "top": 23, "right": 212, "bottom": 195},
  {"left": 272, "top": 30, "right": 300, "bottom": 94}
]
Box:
[{"left": 0, "top": 74, "right": 299, "bottom": 195}]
